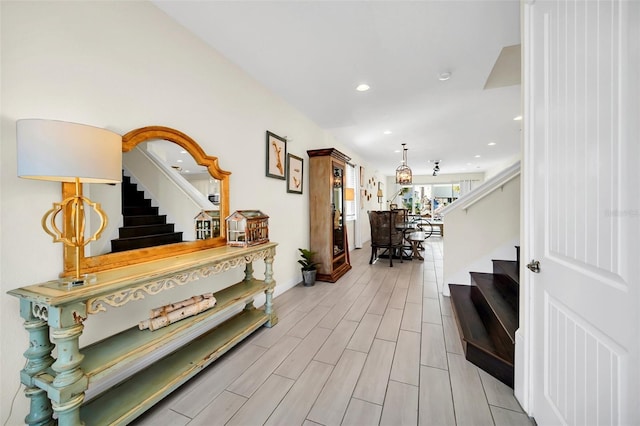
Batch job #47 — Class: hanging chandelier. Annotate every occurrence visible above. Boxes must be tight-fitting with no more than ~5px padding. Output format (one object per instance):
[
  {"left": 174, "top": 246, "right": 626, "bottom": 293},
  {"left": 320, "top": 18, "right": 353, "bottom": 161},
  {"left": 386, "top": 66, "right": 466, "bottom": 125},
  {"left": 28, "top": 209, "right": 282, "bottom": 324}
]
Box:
[{"left": 395, "top": 143, "right": 412, "bottom": 184}]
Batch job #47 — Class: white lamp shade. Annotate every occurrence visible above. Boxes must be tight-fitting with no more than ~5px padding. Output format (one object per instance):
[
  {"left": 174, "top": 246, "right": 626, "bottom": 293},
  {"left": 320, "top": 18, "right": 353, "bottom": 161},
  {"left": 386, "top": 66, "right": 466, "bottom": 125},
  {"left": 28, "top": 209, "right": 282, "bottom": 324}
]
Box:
[{"left": 17, "top": 119, "right": 122, "bottom": 183}]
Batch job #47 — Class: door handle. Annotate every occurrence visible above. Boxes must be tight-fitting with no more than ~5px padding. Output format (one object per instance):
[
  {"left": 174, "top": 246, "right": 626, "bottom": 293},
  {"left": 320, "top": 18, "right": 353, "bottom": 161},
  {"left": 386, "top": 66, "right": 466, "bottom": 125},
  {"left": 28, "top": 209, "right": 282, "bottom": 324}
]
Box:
[{"left": 527, "top": 259, "right": 540, "bottom": 273}]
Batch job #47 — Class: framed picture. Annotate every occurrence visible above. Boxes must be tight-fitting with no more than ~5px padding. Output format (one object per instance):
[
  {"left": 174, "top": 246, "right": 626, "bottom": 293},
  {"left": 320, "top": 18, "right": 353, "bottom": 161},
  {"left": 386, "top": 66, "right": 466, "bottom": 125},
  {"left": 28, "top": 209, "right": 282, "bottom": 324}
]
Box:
[
  {"left": 286, "top": 154, "right": 304, "bottom": 194},
  {"left": 266, "top": 131, "right": 286, "bottom": 179},
  {"left": 360, "top": 166, "right": 365, "bottom": 187}
]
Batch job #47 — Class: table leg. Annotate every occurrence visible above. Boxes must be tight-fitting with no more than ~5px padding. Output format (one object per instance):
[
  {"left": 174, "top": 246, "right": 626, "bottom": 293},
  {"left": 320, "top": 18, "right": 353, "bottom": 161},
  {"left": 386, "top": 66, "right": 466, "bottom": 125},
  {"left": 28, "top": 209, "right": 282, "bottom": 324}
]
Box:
[
  {"left": 46, "top": 302, "right": 88, "bottom": 426},
  {"left": 264, "top": 252, "right": 274, "bottom": 286},
  {"left": 264, "top": 287, "right": 278, "bottom": 327},
  {"left": 243, "top": 262, "right": 256, "bottom": 310},
  {"left": 411, "top": 242, "right": 424, "bottom": 260},
  {"left": 20, "top": 300, "right": 55, "bottom": 426},
  {"left": 24, "top": 387, "right": 54, "bottom": 426},
  {"left": 50, "top": 323, "right": 87, "bottom": 426},
  {"left": 244, "top": 262, "right": 254, "bottom": 281},
  {"left": 263, "top": 250, "right": 278, "bottom": 327}
]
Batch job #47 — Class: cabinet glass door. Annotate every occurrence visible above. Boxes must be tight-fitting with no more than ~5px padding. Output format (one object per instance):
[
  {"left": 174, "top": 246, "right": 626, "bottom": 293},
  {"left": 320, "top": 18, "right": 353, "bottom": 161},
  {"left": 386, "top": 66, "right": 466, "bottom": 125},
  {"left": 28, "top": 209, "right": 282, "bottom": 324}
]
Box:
[{"left": 332, "top": 164, "right": 344, "bottom": 257}]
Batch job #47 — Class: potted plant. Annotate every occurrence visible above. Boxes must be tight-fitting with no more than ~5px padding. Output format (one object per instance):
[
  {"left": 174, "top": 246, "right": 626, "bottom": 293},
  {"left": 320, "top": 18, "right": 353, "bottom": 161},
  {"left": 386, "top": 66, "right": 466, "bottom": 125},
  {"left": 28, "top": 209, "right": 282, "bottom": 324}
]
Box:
[{"left": 298, "top": 248, "right": 318, "bottom": 286}]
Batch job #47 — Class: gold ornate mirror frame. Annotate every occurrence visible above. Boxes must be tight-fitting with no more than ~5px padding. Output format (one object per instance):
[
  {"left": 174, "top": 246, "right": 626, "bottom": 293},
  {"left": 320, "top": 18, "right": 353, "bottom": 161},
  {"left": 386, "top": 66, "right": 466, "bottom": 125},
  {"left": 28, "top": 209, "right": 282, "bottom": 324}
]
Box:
[{"left": 61, "top": 126, "right": 231, "bottom": 276}]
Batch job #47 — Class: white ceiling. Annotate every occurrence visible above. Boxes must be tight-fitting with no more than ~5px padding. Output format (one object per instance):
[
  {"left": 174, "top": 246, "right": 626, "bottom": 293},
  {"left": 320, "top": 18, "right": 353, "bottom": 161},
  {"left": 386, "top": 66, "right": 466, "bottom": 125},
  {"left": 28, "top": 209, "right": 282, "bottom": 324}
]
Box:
[{"left": 153, "top": 0, "right": 522, "bottom": 177}]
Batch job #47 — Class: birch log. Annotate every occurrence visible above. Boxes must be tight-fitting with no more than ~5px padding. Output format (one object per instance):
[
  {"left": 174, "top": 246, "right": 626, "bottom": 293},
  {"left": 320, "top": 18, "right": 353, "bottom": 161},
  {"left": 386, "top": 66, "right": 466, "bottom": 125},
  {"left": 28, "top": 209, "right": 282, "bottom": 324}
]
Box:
[
  {"left": 149, "top": 293, "right": 215, "bottom": 318},
  {"left": 139, "top": 295, "right": 217, "bottom": 331}
]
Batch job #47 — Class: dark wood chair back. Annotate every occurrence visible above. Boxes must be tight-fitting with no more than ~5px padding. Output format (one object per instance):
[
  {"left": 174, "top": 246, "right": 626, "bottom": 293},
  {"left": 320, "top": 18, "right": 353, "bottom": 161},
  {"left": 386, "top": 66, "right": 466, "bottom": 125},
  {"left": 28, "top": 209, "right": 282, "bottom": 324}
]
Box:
[{"left": 368, "top": 210, "right": 405, "bottom": 267}]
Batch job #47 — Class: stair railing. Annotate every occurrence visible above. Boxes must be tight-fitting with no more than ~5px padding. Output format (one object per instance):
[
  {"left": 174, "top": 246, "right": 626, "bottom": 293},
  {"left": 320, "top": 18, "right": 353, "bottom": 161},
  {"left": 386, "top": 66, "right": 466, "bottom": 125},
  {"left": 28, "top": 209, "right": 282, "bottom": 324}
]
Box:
[{"left": 439, "top": 161, "right": 520, "bottom": 216}]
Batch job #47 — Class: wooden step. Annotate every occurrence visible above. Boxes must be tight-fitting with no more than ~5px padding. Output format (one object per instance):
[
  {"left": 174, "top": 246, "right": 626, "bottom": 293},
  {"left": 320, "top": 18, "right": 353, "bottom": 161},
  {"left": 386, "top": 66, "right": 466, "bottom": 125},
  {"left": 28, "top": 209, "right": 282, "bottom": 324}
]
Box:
[
  {"left": 124, "top": 215, "right": 167, "bottom": 227},
  {"left": 470, "top": 272, "right": 518, "bottom": 343},
  {"left": 449, "top": 284, "right": 514, "bottom": 388},
  {"left": 118, "top": 223, "right": 175, "bottom": 239},
  {"left": 111, "top": 232, "right": 183, "bottom": 252},
  {"left": 123, "top": 206, "right": 159, "bottom": 216},
  {"left": 123, "top": 197, "right": 152, "bottom": 209},
  {"left": 492, "top": 259, "right": 519, "bottom": 286},
  {"left": 121, "top": 183, "right": 144, "bottom": 196},
  {"left": 121, "top": 187, "right": 145, "bottom": 199}
]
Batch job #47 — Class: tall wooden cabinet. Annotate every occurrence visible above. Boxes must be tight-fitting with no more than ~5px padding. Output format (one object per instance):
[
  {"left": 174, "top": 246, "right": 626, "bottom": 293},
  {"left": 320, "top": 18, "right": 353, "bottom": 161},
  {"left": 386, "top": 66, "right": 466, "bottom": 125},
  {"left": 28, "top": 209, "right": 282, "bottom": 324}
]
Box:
[{"left": 307, "top": 148, "right": 352, "bottom": 282}]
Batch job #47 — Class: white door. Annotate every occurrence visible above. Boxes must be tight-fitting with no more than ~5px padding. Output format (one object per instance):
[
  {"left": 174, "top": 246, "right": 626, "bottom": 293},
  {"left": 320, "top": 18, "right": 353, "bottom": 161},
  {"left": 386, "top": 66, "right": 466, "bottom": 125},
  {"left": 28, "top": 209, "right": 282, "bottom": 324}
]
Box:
[{"left": 524, "top": 0, "right": 639, "bottom": 424}]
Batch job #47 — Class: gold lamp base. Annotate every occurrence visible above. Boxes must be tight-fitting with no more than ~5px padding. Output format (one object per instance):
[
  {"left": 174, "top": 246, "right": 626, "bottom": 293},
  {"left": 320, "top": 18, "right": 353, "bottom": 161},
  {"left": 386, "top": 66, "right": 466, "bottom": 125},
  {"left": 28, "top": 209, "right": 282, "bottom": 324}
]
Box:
[{"left": 42, "top": 178, "right": 108, "bottom": 286}]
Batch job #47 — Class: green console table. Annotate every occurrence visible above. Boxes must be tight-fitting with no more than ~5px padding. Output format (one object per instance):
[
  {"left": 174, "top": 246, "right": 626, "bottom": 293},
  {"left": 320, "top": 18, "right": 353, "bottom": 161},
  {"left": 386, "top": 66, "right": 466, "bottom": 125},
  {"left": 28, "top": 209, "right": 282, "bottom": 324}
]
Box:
[{"left": 8, "top": 242, "right": 278, "bottom": 426}]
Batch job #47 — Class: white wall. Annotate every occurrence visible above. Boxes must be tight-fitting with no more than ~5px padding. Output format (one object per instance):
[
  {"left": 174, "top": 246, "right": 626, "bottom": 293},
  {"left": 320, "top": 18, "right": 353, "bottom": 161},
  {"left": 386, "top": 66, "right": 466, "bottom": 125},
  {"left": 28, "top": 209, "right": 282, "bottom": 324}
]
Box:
[
  {"left": 0, "top": 2, "right": 374, "bottom": 422},
  {"left": 484, "top": 153, "right": 521, "bottom": 180},
  {"left": 357, "top": 169, "right": 387, "bottom": 247},
  {"left": 442, "top": 175, "right": 520, "bottom": 290}
]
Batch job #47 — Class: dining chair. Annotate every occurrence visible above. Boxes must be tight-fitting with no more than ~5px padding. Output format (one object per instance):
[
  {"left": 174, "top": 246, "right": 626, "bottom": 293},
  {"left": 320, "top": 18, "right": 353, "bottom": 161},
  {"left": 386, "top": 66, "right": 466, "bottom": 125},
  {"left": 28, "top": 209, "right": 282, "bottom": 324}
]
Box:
[{"left": 368, "top": 210, "right": 405, "bottom": 267}]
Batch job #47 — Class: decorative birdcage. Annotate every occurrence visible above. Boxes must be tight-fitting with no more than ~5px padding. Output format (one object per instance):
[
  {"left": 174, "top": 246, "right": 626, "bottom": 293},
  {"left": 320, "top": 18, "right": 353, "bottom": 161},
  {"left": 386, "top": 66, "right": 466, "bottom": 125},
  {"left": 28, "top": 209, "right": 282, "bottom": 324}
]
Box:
[
  {"left": 225, "top": 210, "right": 269, "bottom": 247},
  {"left": 194, "top": 210, "right": 221, "bottom": 240}
]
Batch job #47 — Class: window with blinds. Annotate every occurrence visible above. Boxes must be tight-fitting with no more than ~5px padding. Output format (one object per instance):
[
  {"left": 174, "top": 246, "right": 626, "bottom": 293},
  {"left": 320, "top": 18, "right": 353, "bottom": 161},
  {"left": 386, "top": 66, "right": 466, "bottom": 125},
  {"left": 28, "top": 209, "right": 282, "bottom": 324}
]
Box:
[{"left": 345, "top": 163, "right": 357, "bottom": 221}]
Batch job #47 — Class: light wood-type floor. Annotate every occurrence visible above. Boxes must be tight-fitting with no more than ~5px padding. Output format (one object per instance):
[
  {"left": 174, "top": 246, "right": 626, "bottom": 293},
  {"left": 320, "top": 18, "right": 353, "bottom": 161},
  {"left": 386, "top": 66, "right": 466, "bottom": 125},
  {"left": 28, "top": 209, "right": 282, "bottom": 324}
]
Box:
[{"left": 133, "top": 238, "right": 534, "bottom": 426}]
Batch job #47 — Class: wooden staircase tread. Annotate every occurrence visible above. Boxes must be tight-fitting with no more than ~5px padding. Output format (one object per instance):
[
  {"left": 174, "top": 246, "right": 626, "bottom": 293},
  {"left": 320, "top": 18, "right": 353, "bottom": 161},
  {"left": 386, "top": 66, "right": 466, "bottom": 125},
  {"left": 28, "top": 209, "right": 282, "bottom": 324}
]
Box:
[
  {"left": 492, "top": 259, "right": 519, "bottom": 286},
  {"left": 448, "top": 284, "right": 513, "bottom": 364},
  {"left": 470, "top": 272, "right": 518, "bottom": 341},
  {"left": 118, "top": 224, "right": 176, "bottom": 239},
  {"left": 123, "top": 207, "right": 160, "bottom": 214},
  {"left": 112, "top": 232, "right": 183, "bottom": 242},
  {"left": 111, "top": 232, "right": 183, "bottom": 252},
  {"left": 119, "top": 224, "right": 174, "bottom": 230},
  {"left": 447, "top": 246, "right": 520, "bottom": 388},
  {"left": 124, "top": 215, "right": 167, "bottom": 224},
  {"left": 123, "top": 202, "right": 152, "bottom": 208}
]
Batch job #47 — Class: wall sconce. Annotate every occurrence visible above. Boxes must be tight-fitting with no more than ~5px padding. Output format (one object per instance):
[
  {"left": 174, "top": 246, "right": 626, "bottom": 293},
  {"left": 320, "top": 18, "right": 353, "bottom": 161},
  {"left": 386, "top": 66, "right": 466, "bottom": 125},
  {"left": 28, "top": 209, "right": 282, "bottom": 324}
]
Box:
[{"left": 17, "top": 119, "right": 122, "bottom": 286}]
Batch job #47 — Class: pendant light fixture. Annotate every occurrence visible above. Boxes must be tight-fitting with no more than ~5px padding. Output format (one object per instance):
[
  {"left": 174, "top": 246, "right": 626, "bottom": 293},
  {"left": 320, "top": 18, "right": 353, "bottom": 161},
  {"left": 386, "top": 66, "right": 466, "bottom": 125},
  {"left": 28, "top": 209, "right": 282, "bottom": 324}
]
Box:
[{"left": 395, "top": 143, "right": 412, "bottom": 184}]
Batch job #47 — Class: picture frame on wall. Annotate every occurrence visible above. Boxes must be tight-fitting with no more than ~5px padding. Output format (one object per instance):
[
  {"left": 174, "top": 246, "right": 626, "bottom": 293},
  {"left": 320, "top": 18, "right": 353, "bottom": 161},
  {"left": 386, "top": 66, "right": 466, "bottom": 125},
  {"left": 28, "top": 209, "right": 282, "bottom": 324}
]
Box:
[
  {"left": 360, "top": 166, "right": 365, "bottom": 187},
  {"left": 286, "top": 154, "right": 304, "bottom": 194},
  {"left": 266, "top": 131, "right": 287, "bottom": 179}
]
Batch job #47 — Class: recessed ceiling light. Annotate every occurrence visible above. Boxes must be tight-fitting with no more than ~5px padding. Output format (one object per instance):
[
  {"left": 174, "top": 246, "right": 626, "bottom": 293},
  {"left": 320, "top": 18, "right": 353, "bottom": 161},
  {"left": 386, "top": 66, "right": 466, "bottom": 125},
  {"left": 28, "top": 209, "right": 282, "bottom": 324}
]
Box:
[
  {"left": 180, "top": 150, "right": 188, "bottom": 154},
  {"left": 488, "top": 142, "right": 496, "bottom": 146},
  {"left": 438, "top": 72, "right": 452, "bottom": 81},
  {"left": 383, "top": 130, "right": 392, "bottom": 135},
  {"left": 474, "top": 155, "right": 481, "bottom": 158},
  {"left": 177, "top": 159, "right": 183, "bottom": 163},
  {"left": 513, "top": 115, "right": 523, "bottom": 121},
  {"left": 356, "top": 83, "right": 370, "bottom": 92}
]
